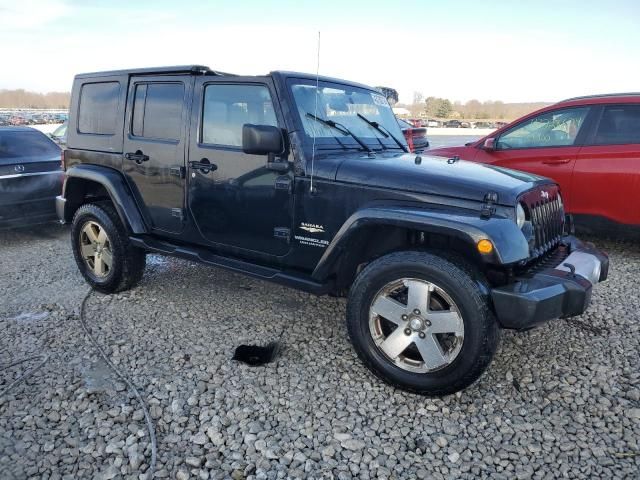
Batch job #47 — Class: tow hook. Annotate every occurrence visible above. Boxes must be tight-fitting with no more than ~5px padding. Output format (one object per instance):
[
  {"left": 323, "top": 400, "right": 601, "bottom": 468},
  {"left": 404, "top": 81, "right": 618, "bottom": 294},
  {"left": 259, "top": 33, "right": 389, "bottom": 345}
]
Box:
[{"left": 563, "top": 262, "right": 577, "bottom": 279}]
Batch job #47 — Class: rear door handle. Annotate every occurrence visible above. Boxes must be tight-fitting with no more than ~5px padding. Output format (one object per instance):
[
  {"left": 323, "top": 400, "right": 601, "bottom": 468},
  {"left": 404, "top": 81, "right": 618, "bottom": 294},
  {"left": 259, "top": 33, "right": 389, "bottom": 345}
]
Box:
[
  {"left": 125, "top": 150, "right": 150, "bottom": 164},
  {"left": 190, "top": 158, "right": 217, "bottom": 174},
  {"left": 542, "top": 157, "right": 571, "bottom": 165}
]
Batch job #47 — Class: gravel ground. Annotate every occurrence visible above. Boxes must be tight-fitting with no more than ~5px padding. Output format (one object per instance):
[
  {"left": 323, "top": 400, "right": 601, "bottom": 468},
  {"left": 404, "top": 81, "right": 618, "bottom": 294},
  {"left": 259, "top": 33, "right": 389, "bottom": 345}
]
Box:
[{"left": 0, "top": 223, "right": 638, "bottom": 479}]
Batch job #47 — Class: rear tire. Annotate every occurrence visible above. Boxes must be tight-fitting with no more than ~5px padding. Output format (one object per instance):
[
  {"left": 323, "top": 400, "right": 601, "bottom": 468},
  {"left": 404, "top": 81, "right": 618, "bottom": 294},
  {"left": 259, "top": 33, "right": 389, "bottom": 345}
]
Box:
[
  {"left": 71, "top": 202, "right": 146, "bottom": 293},
  {"left": 346, "top": 250, "right": 499, "bottom": 396}
]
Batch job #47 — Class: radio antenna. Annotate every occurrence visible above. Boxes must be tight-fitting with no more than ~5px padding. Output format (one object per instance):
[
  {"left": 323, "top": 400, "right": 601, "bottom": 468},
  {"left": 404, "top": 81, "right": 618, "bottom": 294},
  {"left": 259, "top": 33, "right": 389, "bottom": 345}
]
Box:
[{"left": 310, "top": 31, "right": 320, "bottom": 194}]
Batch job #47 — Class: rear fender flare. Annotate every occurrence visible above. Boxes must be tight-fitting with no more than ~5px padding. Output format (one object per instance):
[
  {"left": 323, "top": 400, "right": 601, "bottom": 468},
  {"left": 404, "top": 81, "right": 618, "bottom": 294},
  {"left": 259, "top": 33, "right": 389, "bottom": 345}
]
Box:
[
  {"left": 61, "top": 165, "right": 147, "bottom": 234},
  {"left": 312, "top": 207, "right": 529, "bottom": 281}
]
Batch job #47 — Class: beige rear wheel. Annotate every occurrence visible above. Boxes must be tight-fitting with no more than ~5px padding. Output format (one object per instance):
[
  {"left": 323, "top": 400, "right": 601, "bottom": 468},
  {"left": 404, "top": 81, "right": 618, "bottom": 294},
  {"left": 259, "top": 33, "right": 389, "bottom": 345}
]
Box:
[
  {"left": 71, "top": 202, "right": 146, "bottom": 293},
  {"left": 79, "top": 220, "right": 113, "bottom": 278}
]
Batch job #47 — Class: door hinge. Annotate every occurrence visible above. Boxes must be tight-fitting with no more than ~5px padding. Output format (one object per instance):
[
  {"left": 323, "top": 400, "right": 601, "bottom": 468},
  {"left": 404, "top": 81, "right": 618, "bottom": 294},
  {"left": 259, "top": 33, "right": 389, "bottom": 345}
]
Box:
[
  {"left": 170, "top": 166, "right": 186, "bottom": 178},
  {"left": 274, "top": 175, "right": 292, "bottom": 192},
  {"left": 171, "top": 208, "right": 184, "bottom": 220},
  {"left": 274, "top": 227, "right": 290, "bottom": 243}
]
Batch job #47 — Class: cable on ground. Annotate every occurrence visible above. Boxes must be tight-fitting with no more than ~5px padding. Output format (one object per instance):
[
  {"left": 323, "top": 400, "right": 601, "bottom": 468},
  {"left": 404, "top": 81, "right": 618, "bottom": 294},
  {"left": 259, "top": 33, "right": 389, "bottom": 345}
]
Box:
[
  {"left": 79, "top": 289, "right": 157, "bottom": 476},
  {"left": 0, "top": 354, "right": 49, "bottom": 399}
]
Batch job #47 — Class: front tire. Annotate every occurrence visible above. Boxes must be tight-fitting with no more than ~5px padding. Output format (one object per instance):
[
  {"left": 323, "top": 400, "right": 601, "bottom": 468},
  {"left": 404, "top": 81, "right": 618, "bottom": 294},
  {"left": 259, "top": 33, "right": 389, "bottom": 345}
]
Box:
[
  {"left": 71, "top": 202, "right": 146, "bottom": 293},
  {"left": 346, "top": 251, "right": 499, "bottom": 396}
]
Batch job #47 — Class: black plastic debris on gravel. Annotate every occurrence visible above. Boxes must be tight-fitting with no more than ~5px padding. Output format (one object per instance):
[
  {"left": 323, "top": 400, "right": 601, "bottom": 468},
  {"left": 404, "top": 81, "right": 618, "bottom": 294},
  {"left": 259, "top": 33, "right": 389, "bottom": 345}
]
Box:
[{"left": 232, "top": 342, "right": 281, "bottom": 366}]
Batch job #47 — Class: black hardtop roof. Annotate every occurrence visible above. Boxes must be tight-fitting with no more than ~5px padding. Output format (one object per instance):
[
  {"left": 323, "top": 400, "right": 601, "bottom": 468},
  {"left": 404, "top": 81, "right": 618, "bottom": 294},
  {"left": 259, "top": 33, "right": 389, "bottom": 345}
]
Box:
[
  {"left": 74, "top": 65, "right": 235, "bottom": 79},
  {"left": 270, "top": 71, "right": 377, "bottom": 91},
  {"left": 74, "top": 66, "right": 376, "bottom": 91}
]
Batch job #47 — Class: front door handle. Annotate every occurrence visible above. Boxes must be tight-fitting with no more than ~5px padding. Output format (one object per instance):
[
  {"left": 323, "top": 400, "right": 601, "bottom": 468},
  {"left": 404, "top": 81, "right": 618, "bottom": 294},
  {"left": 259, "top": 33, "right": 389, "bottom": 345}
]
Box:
[
  {"left": 542, "top": 157, "right": 571, "bottom": 165},
  {"left": 190, "top": 158, "right": 218, "bottom": 174},
  {"left": 125, "top": 150, "right": 150, "bottom": 164}
]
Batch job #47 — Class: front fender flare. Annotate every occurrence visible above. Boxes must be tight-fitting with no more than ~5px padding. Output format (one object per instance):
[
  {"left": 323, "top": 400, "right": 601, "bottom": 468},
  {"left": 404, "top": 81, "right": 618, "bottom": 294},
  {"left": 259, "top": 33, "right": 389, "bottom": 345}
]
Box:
[
  {"left": 60, "top": 164, "right": 148, "bottom": 234},
  {"left": 312, "top": 206, "right": 529, "bottom": 281}
]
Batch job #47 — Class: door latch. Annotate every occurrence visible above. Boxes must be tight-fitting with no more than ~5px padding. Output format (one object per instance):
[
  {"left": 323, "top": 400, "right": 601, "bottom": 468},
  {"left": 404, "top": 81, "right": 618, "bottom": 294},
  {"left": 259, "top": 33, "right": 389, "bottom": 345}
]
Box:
[
  {"left": 190, "top": 159, "right": 217, "bottom": 174},
  {"left": 124, "top": 151, "right": 149, "bottom": 164}
]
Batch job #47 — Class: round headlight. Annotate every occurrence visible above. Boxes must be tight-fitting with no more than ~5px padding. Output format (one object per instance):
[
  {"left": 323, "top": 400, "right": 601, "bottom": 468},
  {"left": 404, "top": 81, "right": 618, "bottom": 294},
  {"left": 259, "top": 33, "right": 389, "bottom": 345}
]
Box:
[{"left": 516, "top": 203, "right": 526, "bottom": 228}]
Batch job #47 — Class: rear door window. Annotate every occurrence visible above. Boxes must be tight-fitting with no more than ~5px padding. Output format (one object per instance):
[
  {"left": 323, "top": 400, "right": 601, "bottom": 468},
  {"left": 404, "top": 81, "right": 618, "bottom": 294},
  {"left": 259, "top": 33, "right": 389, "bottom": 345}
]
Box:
[
  {"left": 131, "top": 83, "right": 185, "bottom": 141},
  {"left": 0, "top": 130, "right": 59, "bottom": 162},
  {"left": 593, "top": 105, "right": 640, "bottom": 145}
]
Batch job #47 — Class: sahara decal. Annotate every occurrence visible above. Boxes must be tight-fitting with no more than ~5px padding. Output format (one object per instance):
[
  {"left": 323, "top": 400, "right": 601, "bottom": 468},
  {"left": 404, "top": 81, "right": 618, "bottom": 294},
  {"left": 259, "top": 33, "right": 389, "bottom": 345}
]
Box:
[{"left": 299, "top": 222, "right": 325, "bottom": 233}]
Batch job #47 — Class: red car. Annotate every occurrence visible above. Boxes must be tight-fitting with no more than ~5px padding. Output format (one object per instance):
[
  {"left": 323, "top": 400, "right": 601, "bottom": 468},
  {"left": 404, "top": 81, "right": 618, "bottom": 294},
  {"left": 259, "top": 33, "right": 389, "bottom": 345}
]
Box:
[
  {"left": 429, "top": 93, "right": 640, "bottom": 230},
  {"left": 397, "top": 118, "right": 429, "bottom": 153}
]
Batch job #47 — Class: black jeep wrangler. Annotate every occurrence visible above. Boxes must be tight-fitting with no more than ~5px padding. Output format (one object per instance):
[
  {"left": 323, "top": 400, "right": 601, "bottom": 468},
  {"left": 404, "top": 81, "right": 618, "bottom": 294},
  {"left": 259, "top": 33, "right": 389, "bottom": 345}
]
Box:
[{"left": 57, "top": 65, "right": 608, "bottom": 395}]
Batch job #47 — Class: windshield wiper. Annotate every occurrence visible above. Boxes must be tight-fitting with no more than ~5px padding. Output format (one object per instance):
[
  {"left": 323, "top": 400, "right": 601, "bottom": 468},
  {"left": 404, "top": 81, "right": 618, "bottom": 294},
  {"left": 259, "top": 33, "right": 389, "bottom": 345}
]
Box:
[
  {"left": 356, "top": 113, "right": 408, "bottom": 152},
  {"left": 305, "top": 112, "right": 372, "bottom": 152}
]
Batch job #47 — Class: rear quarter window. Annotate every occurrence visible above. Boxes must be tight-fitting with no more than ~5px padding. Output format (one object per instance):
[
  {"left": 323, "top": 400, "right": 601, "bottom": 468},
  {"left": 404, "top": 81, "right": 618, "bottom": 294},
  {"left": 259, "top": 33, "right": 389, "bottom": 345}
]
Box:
[
  {"left": 78, "top": 82, "right": 120, "bottom": 135},
  {"left": 0, "top": 130, "right": 60, "bottom": 162}
]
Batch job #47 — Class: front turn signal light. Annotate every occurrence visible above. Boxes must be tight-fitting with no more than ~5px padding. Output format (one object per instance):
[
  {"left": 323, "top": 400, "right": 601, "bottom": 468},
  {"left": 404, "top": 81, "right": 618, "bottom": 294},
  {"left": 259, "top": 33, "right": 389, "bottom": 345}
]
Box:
[{"left": 477, "top": 239, "right": 494, "bottom": 254}]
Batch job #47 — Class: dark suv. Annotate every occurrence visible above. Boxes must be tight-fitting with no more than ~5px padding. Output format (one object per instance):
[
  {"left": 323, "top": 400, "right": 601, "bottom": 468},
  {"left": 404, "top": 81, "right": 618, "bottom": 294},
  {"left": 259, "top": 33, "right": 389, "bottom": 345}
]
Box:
[{"left": 57, "top": 65, "right": 608, "bottom": 395}]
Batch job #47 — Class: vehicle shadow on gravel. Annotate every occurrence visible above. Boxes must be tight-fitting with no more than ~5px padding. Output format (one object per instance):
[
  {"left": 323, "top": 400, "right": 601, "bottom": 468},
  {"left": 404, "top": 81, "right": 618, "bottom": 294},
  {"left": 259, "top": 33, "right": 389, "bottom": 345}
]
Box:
[{"left": 0, "top": 221, "right": 68, "bottom": 246}]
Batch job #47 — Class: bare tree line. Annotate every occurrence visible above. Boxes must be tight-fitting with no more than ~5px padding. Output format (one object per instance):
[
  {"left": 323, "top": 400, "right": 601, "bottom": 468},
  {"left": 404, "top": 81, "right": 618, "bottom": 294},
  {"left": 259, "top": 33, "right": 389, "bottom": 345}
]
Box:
[
  {"left": 0, "top": 89, "right": 70, "bottom": 109},
  {"left": 398, "top": 92, "right": 550, "bottom": 121}
]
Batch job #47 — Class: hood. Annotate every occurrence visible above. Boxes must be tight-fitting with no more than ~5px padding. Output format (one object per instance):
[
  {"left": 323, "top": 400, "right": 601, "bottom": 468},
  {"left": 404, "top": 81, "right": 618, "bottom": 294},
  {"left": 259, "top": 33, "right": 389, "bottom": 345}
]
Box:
[{"left": 335, "top": 152, "right": 552, "bottom": 205}]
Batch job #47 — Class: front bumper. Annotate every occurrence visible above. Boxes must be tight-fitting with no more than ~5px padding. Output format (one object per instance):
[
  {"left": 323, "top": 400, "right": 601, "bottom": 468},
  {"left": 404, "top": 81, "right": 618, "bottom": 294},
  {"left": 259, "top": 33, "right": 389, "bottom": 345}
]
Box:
[{"left": 491, "top": 236, "right": 608, "bottom": 330}]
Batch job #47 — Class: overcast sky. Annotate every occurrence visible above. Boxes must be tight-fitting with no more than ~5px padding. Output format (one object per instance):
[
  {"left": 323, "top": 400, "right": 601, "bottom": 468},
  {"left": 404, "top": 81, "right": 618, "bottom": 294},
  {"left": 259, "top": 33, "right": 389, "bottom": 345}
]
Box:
[{"left": 1, "top": 0, "right": 638, "bottom": 103}]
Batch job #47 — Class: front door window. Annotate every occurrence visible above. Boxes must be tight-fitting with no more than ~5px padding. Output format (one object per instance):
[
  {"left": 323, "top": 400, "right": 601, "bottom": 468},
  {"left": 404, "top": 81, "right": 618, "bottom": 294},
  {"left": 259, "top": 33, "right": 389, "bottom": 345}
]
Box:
[
  {"left": 497, "top": 107, "right": 589, "bottom": 150},
  {"left": 201, "top": 84, "right": 277, "bottom": 147}
]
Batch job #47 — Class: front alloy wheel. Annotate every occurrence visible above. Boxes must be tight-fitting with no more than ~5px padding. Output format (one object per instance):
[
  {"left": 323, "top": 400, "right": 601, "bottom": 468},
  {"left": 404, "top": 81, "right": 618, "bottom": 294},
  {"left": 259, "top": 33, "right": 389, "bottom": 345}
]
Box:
[
  {"left": 369, "top": 278, "right": 464, "bottom": 373},
  {"left": 346, "top": 250, "right": 499, "bottom": 395}
]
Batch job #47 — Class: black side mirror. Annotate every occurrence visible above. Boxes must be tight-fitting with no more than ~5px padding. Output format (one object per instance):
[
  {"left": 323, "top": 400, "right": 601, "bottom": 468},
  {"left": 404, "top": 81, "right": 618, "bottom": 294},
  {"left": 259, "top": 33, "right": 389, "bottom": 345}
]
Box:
[{"left": 242, "top": 124, "right": 284, "bottom": 155}]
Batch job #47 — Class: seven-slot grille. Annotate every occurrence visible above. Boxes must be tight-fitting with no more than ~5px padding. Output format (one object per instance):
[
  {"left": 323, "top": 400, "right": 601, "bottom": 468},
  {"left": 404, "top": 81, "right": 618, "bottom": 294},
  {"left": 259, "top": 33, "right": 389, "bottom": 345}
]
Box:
[{"left": 520, "top": 185, "right": 565, "bottom": 258}]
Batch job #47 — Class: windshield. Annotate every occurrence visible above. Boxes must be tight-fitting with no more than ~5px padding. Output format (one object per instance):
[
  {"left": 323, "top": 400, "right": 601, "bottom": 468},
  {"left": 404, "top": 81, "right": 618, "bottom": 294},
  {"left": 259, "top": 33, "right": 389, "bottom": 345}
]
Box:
[
  {"left": 51, "top": 121, "right": 67, "bottom": 138},
  {"left": 288, "top": 79, "right": 407, "bottom": 151}
]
